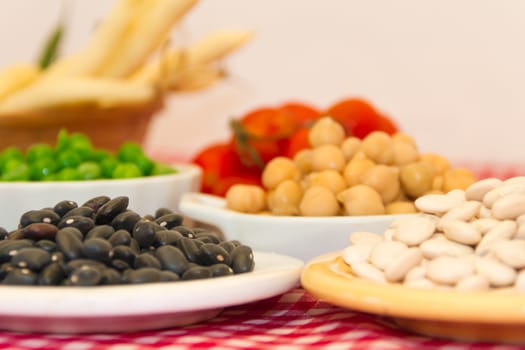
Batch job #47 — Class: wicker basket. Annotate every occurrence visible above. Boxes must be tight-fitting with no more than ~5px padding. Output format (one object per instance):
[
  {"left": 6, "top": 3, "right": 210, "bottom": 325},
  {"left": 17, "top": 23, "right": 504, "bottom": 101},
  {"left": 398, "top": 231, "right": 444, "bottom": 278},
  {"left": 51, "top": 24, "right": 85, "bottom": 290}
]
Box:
[{"left": 0, "top": 97, "right": 164, "bottom": 152}]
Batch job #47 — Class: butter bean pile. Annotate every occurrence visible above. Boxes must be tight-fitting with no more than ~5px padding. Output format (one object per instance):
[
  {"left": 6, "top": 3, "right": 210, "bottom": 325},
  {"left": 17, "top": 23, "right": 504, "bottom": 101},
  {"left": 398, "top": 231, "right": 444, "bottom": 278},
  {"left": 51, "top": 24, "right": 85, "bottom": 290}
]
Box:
[
  {"left": 342, "top": 176, "right": 525, "bottom": 291},
  {"left": 226, "top": 117, "right": 476, "bottom": 216}
]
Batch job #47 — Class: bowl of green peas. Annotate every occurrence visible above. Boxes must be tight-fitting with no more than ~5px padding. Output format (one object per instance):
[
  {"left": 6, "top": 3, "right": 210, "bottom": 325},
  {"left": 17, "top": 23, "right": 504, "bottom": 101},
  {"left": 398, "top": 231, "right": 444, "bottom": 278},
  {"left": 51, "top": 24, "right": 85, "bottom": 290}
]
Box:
[{"left": 0, "top": 130, "right": 201, "bottom": 230}]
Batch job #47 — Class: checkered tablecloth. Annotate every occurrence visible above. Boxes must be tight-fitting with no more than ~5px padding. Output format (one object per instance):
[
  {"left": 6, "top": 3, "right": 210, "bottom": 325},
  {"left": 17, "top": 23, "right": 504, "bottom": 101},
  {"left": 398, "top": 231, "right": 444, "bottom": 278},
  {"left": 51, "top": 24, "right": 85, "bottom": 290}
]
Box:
[{"left": 0, "top": 288, "right": 523, "bottom": 350}]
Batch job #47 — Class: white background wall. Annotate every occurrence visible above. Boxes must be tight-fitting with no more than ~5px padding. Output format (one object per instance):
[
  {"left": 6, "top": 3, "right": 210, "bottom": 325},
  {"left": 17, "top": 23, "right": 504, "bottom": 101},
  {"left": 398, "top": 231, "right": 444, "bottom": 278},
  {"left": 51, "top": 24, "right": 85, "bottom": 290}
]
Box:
[{"left": 1, "top": 0, "right": 525, "bottom": 164}]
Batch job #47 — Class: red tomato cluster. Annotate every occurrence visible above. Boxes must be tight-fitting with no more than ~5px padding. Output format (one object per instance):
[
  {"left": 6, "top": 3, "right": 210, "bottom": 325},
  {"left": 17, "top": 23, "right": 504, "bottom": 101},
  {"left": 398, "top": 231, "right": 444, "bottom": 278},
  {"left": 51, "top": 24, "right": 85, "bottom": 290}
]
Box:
[{"left": 191, "top": 97, "right": 399, "bottom": 196}]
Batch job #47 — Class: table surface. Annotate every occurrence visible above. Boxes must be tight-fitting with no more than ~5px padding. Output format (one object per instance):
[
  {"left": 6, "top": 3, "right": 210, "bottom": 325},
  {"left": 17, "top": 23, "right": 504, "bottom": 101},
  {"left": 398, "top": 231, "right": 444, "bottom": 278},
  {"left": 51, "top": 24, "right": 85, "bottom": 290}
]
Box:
[{"left": 0, "top": 288, "right": 523, "bottom": 350}]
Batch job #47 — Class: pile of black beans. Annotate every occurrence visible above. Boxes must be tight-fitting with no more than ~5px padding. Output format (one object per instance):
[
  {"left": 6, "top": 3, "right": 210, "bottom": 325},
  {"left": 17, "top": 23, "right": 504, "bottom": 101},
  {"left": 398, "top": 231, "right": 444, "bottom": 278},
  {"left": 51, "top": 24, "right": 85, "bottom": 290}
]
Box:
[{"left": 0, "top": 196, "right": 255, "bottom": 286}]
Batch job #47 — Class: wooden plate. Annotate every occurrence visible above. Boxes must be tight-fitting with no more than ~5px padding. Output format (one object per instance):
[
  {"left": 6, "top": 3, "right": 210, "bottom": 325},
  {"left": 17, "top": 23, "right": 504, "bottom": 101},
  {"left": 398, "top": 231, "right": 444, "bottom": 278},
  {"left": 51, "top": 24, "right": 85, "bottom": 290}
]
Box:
[{"left": 301, "top": 252, "right": 525, "bottom": 344}]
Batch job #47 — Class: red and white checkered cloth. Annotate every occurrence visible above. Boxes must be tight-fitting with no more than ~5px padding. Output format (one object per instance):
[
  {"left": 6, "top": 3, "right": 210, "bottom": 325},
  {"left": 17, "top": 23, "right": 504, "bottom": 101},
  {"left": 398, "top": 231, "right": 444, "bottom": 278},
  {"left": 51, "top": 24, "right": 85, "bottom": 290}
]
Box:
[{"left": 0, "top": 288, "right": 523, "bottom": 350}]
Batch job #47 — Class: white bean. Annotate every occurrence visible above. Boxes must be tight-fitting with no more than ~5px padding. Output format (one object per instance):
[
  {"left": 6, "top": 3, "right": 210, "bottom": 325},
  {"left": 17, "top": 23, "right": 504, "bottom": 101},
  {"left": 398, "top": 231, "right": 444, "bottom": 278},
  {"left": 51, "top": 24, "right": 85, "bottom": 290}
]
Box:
[
  {"left": 475, "top": 256, "right": 516, "bottom": 287},
  {"left": 455, "top": 274, "right": 490, "bottom": 291},
  {"left": 393, "top": 215, "right": 436, "bottom": 246},
  {"left": 440, "top": 201, "right": 481, "bottom": 222},
  {"left": 465, "top": 178, "right": 503, "bottom": 202},
  {"left": 414, "top": 193, "right": 465, "bottom": 215},
  {"left": 419, "top": 238, "right": 473, "bottom": 259},
  {"left": 493, "top": 240, "right": 525, "bottom": 268},
  {"left": 439, "top": 220, "right": 481, "bottom": 245},
  {"left": 349, "top": 231, "right": 383, "bottom": 246},
  {"left": 369, "top": 241, "right": 408, "bottom": 271},
  {"left": 384, "top": 248, "right": 423, "bottom": 282},
  {"left": 426, "top": 256, "right": 474, "bottom": 285},
  {"left": 351, "top": 262, "right": 386, "bottom": 283},
  {"left": 342, "top": 244, "right": 375, "bottom": 265},
  {"left": 471, "top": 218, "right": 499, "bottom": 235},
  {"left": 492, "top": 193, "right": 525, "bottom": 220},
  {"left": 475, "top": 220, "right": 517, "bottom": 255}
]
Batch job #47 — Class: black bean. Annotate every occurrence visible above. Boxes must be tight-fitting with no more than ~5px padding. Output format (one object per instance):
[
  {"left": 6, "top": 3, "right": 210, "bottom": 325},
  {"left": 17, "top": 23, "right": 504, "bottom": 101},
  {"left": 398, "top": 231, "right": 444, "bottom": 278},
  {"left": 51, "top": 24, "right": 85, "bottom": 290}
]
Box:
[
  {"left": 142, "top": 214, "right": 155, "bottom": 221},
  {"left": 155, "top": 245, "right": 189, "bottom": 275},
  {"left": 3, "top": 268, "right": 37, "bottom": 285},
  {"left": 108, "top": 229, "right": 132, "bottom": 247},
  {"left": 56, "top": 229, "right": 83, "bottom": 261},
  {"left": 0, "top": 263, "right": 14, "bottom": 280},
  {"left": 50, "top": 251, "right": 65, "bottom": 265},
  {"left": 230, "top": 245, "right": 255, "bottom": 274},
  {"left": 34, "top": 239, "right": 57, "bottom": 253},
  {"left": 21, "top": 223, "right": 58, "bottom": 241},
  {"left": 82, "top": 196, "right": 111, "bottom": 213},
  {"left": 112, "top": 245, "right": 136, "bottom": 266},
  {"left": 100, "top": 268, "right": 121, "bottom": 285},
  {"left": 86, "top": 225, "right": 115, "bottom": 240},
  {"left": 210, "top": 263, "right": 234, "bottom": 277},
  {"left": 111, "top": 210, "right": 142, "bottom": 232},
  {"left": 219, "top": 241, "right": 240, "bottom": 254},
  {"left": 155, "top": 213, "right": 184, "bottom": 229},
  {"left": 110, "top": 259, "right": 131, "bottom": 271},
  {"left": 11, "top": 248, "right": 51, "bottom": 271},
  {"left": 53, "top": 200, "right": 78, "bottom": 217},
  {"left": 69, "top": 265, "right": 102, "bottom": 286},
  {"left": 0, "top": 240, "right": 33, "bottom": 263},
  {"left": 0, "top": 227, "right": 8, "bottom": 240},
  {"left": 81, "top": 238, "right": 113, "bottom": 262},
  {"left": 134, "top": 253, "right": 161, "bottom": 269},
  {"left": 133, "top": 220, "right": 158, "bottom": 249},
  {"left": 63, "top": 206, "right": 94, "bottom": 219},
  {"left": 38, "top": 263, "right": 65, "bottom": 286},
  {"left": 19, "top": 210, "right": 61, "bottom": 228},
  {"left": 154, "top": 208, "right": 173, "bottom": 219},
  {"left": 94, "top": 196, "right": 129, "bottom": 225},
  {"left": 178, "top": 237, "right": 201, "bottom": 264},
  {"left": 126, "top": 268, "right": 162, "bottom": 284},
  {"left": 172, "top": 226, "right": 195, "bottom": 239},
  {"left": 159, "top": 270, "right": 180, "bottom": 282},
  {"left": 154, "top": 230, "right": 183, "bottom": 247},
  {"left": 199, "top": 244, "right": 232, "bottom": 266},
  {"left": 6, "top": 229, "right": 25, "bottom": 240},
  {"left": 196, "top": 234, "right": 221, "bottom": 244},
  {"left": 182, "top": 266, "right": 212, "bottom": 280},
  {"left": 58, "top": 216, "right": 95, "bottom": 235},
  {"left": 64, "top": 259, "right": 105, "bottom": 276}
]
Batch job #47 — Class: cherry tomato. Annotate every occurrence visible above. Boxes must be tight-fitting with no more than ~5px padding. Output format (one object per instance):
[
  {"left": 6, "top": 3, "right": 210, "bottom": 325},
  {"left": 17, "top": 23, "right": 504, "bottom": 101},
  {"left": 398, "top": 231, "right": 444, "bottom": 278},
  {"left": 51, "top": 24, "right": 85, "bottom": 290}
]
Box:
[
  {"left": 279, "top": 102, "right": 320, "bottom": 127},
  {"left": 284, "top": 127, "right": 311, "bottom": 158},
  {"left": 325, "top": 98, "right": 398, "bottom": 138}
]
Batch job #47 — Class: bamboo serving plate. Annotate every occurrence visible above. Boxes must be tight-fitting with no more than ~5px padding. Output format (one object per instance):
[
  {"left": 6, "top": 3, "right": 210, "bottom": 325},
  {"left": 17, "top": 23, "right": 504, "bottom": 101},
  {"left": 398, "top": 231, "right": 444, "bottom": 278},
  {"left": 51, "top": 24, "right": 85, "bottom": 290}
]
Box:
[{"left": 301, "top": 252, "right": 525, "bottom": 344}]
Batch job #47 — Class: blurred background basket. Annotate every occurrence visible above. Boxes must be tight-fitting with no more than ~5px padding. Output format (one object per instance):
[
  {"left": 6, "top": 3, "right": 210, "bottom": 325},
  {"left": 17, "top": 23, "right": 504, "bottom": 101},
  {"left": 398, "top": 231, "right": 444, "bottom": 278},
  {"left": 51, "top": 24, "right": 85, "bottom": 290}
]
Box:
[{"left": 0, "top": 97, "right": 163, "bottom": 152}]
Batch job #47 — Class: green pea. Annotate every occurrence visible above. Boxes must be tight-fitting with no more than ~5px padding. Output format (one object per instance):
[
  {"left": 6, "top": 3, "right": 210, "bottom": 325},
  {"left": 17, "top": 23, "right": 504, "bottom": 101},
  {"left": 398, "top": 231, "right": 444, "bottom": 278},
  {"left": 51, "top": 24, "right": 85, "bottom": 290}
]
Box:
[
  {"left": 69, "top": 133, "right": 94, "bottom": 161},
  {"left": 55, "top": 129, "right": 71, "bottom": 152},
  {"left": 91, "top": 149, "right": 112, "bottom": 162},
  {"left": 2, "top": 161, "right": 30, "bottom": 181},
  {"left": 29, "top": 158, "right": 58, "bottom": 181},
  {"left": 151, "top": 163, "right": 177, "bottom": 176},
  {"left": 117, "top": 142, "right": 144, "bottom": 162},
  {"left": 57, "top": 150, "right": 81, "bottom": 169},
  {"left": 112, "top": 163, "right": 143, "bottom": 178},
  {"left": 26, "top": 144, "right": 55, "bottom": 163},
  {"left": 55, "top": 168, "right": 82, "bottom": 181},
  {"left": 0, "top": 147, "right": 24, "bottom": 172},
  {"left": 134, "top": 154, "right": 154, "bottom": 176},
  {"left": 100, "top": 157, "right": 118, "bottom": 178},
  {"left": 77, "top": 161, "right": 102, "bottom": 180}
]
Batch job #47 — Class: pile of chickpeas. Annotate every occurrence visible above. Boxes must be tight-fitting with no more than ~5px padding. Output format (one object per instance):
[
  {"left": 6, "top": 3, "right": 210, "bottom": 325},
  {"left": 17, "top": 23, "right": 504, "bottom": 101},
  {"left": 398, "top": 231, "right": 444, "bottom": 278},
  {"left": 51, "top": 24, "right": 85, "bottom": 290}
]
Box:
[{"left": 225, "top": 117, "right": 477, "bottom": 216}]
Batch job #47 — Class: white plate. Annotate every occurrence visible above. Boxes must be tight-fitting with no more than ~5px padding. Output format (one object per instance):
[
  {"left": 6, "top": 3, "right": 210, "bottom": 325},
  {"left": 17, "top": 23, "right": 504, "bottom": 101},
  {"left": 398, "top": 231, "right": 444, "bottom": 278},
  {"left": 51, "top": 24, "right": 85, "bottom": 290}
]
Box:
[
  {"left": 179, "top": 192, "right": 414, "bottom": 262},
  {"left": 0, "top": 251, "right": 303, "bottom": 334}
]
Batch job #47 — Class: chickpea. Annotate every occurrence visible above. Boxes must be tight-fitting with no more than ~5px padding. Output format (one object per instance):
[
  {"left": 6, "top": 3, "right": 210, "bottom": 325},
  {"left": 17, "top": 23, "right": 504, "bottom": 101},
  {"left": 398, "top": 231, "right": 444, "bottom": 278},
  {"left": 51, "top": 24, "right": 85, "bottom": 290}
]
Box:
[
  {"left": 308, "top": 117, "right": 345, "bottom": 148},
  {"left": 420, "top": 153, "right": 451, "bottom": 177},
  {"left": 340, "top": 137, "right": 361, "bottom": 161},
  {"left": 311, "top": 144, "right": 346, "bottom": 172},
  {"left": 337, "top": 184, "right": 385, "bottom": 216},
  {"left": 391, "top": 136, "right": 419, "bottom": 166},
  {"left": 385, "top": 201, "right": 418, "bottom": 214},
  {"left": 392, "top": 132, "right": 417, "bottom": 148},
  {"left": 359, "top": 165, "right": 400, "bottom": 204},
  {"left": 343, "top": 156, "right": 375, "bottom": 187},
  {"left": 306, "top": 170, "right": 347, "bottom": 195},
  {"left": 360, "top": 131, "right": 394, "bottom": 165},
  {"left": 399, "top": 162, "right": 434, "bottom": 199},
  {"left": 432, "top": 175, "right": 444, "bottom": 191},
  {"left": 299, "top": 185, "right": 340, "bottom": 216},
  {"left": 293, "top": 149, "right": 313, "bottom": 174},
  {"left": 226, "top": 185, "right": 267, "bottom": 213},
  {"left": 267, "top": 180, "right": 303, "bottom": 216},
  {"left": 442, "top": 168, "right": 477, "bottom": 192},
  {"left": 262, "top": 157, "right": 300, "bottom": 190}
]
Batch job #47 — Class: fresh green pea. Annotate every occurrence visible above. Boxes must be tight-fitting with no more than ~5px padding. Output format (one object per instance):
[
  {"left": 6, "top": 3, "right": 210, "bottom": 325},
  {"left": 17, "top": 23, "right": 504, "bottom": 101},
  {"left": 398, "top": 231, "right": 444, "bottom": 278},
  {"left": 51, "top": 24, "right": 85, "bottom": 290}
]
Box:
[
  {"left": 3, "top": 161, "right": 30, "bottom": 181},
  {"left": 151, "top": 163, "right": 176, "bottom": 176},
  {"left": 57, "top": 150, "right": 81, "bottom": 169},
  {"left": 55, "top": 129, "right": 70, "bottom": 153},
  {"left": 55, "top": 168, "right": 82, "bottom": 181},
  {"left": 29, "top": 158, "right": 58, "bottom": 181},
  {"left": 26, "top": 144, "right": 55, "bottom": 163},
  {"left": 117, "top": 142, "right": 144, "bottom": 162},
  {"left": 0, "top": 147, "right": 24, "bottom": 172},
  {"left": 100, "top": 157, "right": 118, "bottom": 179},
  {"left": 112, "top": 163, "right": 142, "bottom": 178},
  {"left": 69, "top": 133, "right": 94, "bottom": 161},
  {"left": 134, "top": 154, "right": 154, "bottom": 176},
  {"left": 77, "top": 162, "right": 102, "bottom": 180}
]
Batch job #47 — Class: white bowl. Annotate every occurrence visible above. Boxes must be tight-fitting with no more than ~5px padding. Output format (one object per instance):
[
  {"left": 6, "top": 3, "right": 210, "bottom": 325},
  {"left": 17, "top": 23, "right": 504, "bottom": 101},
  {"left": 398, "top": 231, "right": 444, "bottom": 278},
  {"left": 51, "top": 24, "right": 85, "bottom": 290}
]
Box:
[
  {"left": 0, "top": 163, "right": 201, "bottom": 231},
  {"left": 179, "top": 192, "right": 415, "bottom": 261}
]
